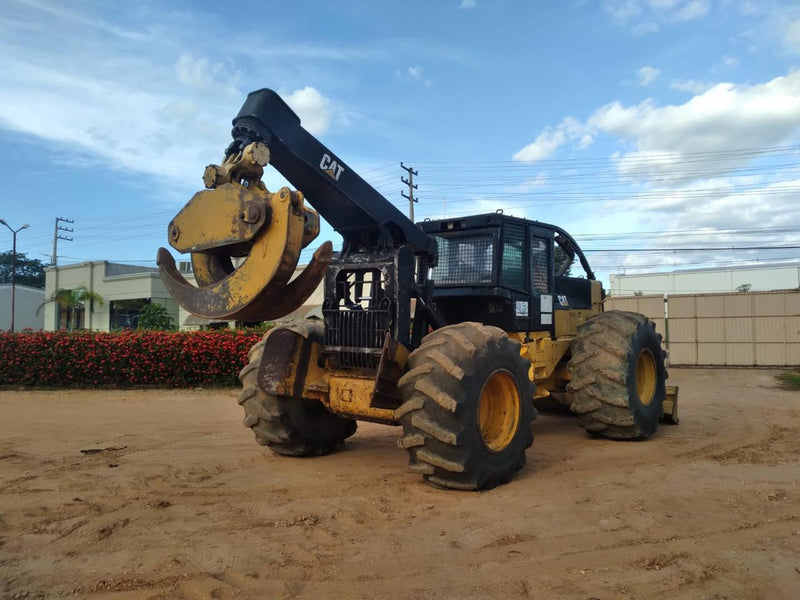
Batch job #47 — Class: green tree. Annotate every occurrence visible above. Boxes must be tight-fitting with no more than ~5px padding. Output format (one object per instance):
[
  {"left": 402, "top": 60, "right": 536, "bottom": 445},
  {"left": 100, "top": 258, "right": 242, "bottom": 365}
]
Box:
[
  {"left": 36, "top": 286, "right": 104, "bottom": 330},
  {"left": 0, "top": 251, "right": 46, "bottom": 288},
  {"left": 138, "top": 302, "right": 176, "bottom": 330}
]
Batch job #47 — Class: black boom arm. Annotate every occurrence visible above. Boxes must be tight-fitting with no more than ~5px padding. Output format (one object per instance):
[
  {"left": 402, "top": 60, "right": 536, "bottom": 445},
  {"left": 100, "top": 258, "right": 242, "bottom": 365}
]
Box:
[{"left": 227, "top": 89, "right": 437, "bottom": 260}]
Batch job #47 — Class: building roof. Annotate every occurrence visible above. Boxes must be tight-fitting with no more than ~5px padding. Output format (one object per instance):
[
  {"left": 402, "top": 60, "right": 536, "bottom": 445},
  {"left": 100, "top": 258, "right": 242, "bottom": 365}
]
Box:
[
  {"left": 44, "top": 261, "right": 158, "bottom": 277},
  {"left": 612, "top": 261, "right": 800, "bottom": 278}
]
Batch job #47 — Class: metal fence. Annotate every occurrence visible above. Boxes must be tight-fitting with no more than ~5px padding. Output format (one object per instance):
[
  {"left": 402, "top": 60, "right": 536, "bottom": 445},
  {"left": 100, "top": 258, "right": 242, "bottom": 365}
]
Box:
[{"left": 605, "top": 290, "right": 800, "bottom": 367}]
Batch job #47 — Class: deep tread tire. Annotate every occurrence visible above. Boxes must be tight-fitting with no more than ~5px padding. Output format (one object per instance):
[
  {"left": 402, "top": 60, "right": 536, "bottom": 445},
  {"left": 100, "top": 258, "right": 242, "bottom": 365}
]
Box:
[
  {"left": 395, "top": 322, "right": 535, "bottom": 490},
  {"left": 237, "top": 323, "right": 356, "bottom": 456},
  {"left": 567, "top": 311, "right": 668, "bottom": 440}
]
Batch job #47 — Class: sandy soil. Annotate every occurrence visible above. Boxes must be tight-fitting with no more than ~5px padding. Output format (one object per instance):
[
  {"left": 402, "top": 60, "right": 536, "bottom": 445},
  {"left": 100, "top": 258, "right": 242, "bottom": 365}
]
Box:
[{"left": 1, "top": 368, "right": 799, "bottom": 600}]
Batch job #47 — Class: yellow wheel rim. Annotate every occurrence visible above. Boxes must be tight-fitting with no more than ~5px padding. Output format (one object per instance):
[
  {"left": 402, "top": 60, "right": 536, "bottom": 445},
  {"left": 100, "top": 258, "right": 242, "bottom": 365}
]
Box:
[
  {"left": 636, "top": 349, "right": 657, "bottom": 406},
  {"left": 478, "top": 370, "right": 520, "bottom": 453}
]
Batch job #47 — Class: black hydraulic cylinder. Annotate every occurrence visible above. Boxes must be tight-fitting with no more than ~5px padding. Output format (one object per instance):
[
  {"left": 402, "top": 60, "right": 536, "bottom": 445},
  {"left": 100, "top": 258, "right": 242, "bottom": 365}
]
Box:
[{"left": 229, "top": 89, "right": 437, "bottom": 259}]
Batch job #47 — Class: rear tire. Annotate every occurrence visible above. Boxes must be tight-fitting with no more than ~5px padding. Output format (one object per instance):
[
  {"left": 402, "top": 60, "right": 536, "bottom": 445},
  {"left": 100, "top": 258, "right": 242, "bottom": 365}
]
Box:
[
  {"left": 237, "top": 324, "right": 357, "bottom": 456},
  {"left": 567, "top": 311, "right": 667, "bottom": 440},
  {"left": 395, "top": 322, "right": 535, "bottom": 490}
]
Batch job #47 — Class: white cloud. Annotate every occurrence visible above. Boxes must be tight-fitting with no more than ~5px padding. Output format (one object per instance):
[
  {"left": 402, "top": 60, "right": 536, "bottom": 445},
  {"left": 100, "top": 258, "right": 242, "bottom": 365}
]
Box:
[
  {"left": 635, "top": 177, "right": 800, "bottom": 232},
  {"left": 604, "top": 0, "right": 709, "bottom": 34},
  {"left": 0, "top": 4, "right": 354, "bottom": 196},
  {"left": 671, "top": 0, "right": 709, "bottom": 21},
  {"left": 633, "top": 21, "right": 660, "bottom": 35},
  {"left": 739, "top": 1, "right": 760, "bottom": 16},
  {"left": 512, "top": 128, "right": 567, "bottom": 162},
  {"left": 585, "top": 72, "right": 800, "bottom": 179},
  {"left": 783, "top": 19, "right": 800, "bottom": 53},
  {"left": 670, "top": 78, "right": 714, "bottom": 94},
  {"left": 721, "top": 55, "right": 740, "bottom": 69},
  {"left": 459, "top": 0, "right": 477, "bottom": 9},
  {"left": 638, "top": 66, "right": 661, "bottom": 86},
  {"left": 282, "top": 87, "right": 333, "bottom": 135},
  {"left": 396, "top": 65, "right": 433, "bottom": 86},
  {"left": 175, "top": 54, "right": 239, "bottom": 97},
  {"left": 513, "top": 69, "right": 800, "bottom": 250},
  {"left": 510, "top": 69, "right": 800, "bottom": 267}
]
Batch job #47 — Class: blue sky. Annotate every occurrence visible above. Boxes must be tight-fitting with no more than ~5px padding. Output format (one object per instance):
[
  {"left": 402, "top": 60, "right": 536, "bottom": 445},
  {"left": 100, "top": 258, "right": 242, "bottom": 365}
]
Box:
[{"left": 1, "top": 0, "right": 799, "bottom": 290}]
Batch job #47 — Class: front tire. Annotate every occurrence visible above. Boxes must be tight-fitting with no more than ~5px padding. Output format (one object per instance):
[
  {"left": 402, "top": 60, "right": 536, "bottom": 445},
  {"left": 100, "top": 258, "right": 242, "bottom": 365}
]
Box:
[
  {"left": 395, "top": 322, "right": 535, "bottom": 490},
  {"left": 237, "top": 324, "right": 357, "bottom": 456},
  {"left": 567, "top": 311, "right": 667, "bottom": 439}
]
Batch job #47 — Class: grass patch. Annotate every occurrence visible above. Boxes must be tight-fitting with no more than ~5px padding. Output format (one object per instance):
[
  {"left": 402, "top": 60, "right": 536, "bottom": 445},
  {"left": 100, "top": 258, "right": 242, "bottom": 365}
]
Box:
[{"left": 776, "top": 369, "right": 800, "bottom": 390}]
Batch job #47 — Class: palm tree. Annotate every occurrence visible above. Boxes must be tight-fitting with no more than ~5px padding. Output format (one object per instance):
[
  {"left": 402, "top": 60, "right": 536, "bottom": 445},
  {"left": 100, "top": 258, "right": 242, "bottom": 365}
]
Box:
[{"left": 37, "top": 286, "right": 104, "bottom": 330}]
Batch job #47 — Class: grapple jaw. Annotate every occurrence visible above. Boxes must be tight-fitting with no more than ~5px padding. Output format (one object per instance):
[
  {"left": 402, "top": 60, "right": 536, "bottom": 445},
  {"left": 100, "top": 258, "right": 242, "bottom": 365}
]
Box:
[{"left": 157, "top": 142, "right": 331, "bottom": 322}]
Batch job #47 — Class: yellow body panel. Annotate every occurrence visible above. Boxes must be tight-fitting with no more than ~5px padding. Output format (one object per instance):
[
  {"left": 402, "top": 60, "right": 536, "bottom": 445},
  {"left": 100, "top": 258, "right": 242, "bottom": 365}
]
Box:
[
  {"left": 326, "top": 376, "right": 396, "bottom": 423},
  {"left": 168, "top": 183, "right": 267, "bottom": 254}
]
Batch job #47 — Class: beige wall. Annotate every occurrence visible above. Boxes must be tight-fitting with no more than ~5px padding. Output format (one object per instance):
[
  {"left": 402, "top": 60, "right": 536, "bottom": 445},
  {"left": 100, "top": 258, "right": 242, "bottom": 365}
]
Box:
[{"left": 606, "top": 290, "right": 800, "bottom": 367}]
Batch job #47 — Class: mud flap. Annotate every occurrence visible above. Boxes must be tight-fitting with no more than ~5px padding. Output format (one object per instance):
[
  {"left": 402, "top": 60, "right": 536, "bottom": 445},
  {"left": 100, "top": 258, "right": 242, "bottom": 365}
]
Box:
[
  {"left": 257, "top": 323, "right": 321, "bottom": 398},
  {"left": 661, "top": 385, "right": 679, "bottom": 425}
]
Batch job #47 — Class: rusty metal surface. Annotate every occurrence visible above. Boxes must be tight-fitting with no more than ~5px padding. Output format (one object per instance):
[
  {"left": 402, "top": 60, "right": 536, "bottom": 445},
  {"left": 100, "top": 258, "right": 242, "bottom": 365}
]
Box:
[{"left": 257, "top": 320, "right": 330, "bottom": 402}]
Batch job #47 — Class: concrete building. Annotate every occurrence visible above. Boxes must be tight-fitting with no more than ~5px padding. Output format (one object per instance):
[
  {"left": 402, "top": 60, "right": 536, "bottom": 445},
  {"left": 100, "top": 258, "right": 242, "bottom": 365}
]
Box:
[
  {"left": 43, "top": 261, "right": 179, "bottom": 331},
  {"left": 43, "top": 259, "right": 325, "bottom": 331},
  {"left": 609, "top": 262, "right": 800, "bottom": 296},
  {"left": 0, "top": 284, "right": 45, "bottom": 330}
]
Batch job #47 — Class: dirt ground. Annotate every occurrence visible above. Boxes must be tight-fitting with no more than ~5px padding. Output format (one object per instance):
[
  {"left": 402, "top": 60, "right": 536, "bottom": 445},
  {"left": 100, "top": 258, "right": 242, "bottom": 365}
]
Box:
[{"left": 1, "top": 368, "right": 799, "bottom": 600}]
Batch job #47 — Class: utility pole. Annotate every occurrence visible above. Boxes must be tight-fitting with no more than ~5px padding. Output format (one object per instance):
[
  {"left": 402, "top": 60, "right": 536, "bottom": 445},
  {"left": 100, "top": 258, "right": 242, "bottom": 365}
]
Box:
[
  {"left": 401, "top": 162, "right": 418, "bottom": 222},
  {"left": 0, "top": 218, "right": 30, "bottom": 332},
  {"left": 52, "top": 217, "right": 74, "bottom": 266}
]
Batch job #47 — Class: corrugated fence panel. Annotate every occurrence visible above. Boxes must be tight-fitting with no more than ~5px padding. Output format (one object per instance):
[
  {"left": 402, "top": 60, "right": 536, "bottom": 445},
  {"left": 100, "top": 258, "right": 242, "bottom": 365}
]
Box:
[
  {"left": 754, "top": 317, "right": 785, "bottom": 343},
  {"left": 668, "top": 295, "right": 696, "bottom": 318},
  {"left": 754, "top": 293, "right": 785, "bottom": 316},
  {"left": 723, "top": 294, "right": 753, "bottom": 317},
  {"left": 669, "top": 317, "right": 696, "bottom": 342},
  {"left": 696, "top": 295, "right": 725, "bottom": 318},
  {"left": 610, "top": 289, "right": 800, "bottom": 367},
  {"left": 698, "top": 343, "right": 726, "bottom": 365},
  {"left": 697, "top": 318, "right": 725, "bottom": 342},
  {"left": 725, "top": 317, "right": 754, "bottom": 343},
  {"left": 669, "top": 342, "right": 696, "bottom": 365},
  {"left": 605, "top": 297, "right": 640, "bottom": 312},
  {"left": 788, "top": 344, "right": 800, "bottom": 364},
  {"left": 788, "top": 316, "right": 800, "bottom": 343},
  {"left": 639, "top": 296, "right": 666, "bottom": 317},
  {"left": 727, "top": 343, "right": 755, "bottom": 365},
  {"left": 786, "top": 292, "right": 800, "bottom": 315}
]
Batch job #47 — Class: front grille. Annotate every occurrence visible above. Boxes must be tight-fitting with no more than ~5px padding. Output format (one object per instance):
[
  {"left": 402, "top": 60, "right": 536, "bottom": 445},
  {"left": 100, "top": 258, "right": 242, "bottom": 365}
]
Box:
[{"left": 323, "top": 303, "right": 390, "bottom": 369}]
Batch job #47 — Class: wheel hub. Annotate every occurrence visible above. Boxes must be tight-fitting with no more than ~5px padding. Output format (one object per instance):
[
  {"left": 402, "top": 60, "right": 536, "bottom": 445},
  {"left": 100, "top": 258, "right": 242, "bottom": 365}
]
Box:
[
  {"left": 636, "top": 349, "right": 657, "bottom": 406},
  {"left": 478, "top": 370, "right": 520, "bottom": 452}
]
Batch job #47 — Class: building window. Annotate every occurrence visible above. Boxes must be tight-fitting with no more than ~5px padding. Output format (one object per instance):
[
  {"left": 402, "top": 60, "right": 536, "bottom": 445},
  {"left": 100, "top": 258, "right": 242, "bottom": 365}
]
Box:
[
  {"left": 501, "top": 224, "right": 528, "bottom": 292},
  {"left": 109, "top": 299, "right": 149, "bottom": 330}
]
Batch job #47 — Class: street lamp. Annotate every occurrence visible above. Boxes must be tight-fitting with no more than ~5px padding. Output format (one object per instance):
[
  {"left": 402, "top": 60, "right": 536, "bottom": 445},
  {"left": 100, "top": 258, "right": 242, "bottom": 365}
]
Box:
[{"left": 0, "top": 219, "right": 30, "bottom": 332}]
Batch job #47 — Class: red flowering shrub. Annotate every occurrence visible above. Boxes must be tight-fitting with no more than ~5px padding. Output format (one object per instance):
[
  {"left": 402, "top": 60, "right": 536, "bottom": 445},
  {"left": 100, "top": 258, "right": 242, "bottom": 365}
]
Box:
[{"left": 0, "top": 329, "right": 266, "bottom": 388}]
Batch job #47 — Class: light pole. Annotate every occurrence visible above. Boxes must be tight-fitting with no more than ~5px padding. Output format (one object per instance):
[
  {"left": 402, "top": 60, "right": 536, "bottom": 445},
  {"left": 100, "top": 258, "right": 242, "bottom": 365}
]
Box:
[{"left": 0, "top": 219, "right": 30, "bottom": 332}]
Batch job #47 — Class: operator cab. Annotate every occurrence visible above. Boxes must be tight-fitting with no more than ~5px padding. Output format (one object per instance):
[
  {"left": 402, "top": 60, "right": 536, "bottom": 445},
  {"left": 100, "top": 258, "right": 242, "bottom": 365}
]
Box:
[{"left": 419, "top": 213, "right": 596, "bottom": 334}]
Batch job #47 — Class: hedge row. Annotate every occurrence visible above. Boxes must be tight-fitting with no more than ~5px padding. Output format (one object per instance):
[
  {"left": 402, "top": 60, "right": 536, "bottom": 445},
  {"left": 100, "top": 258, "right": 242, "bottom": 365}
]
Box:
[{"left": 0, "top": 329, "right": 267, "bottom": 388}]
